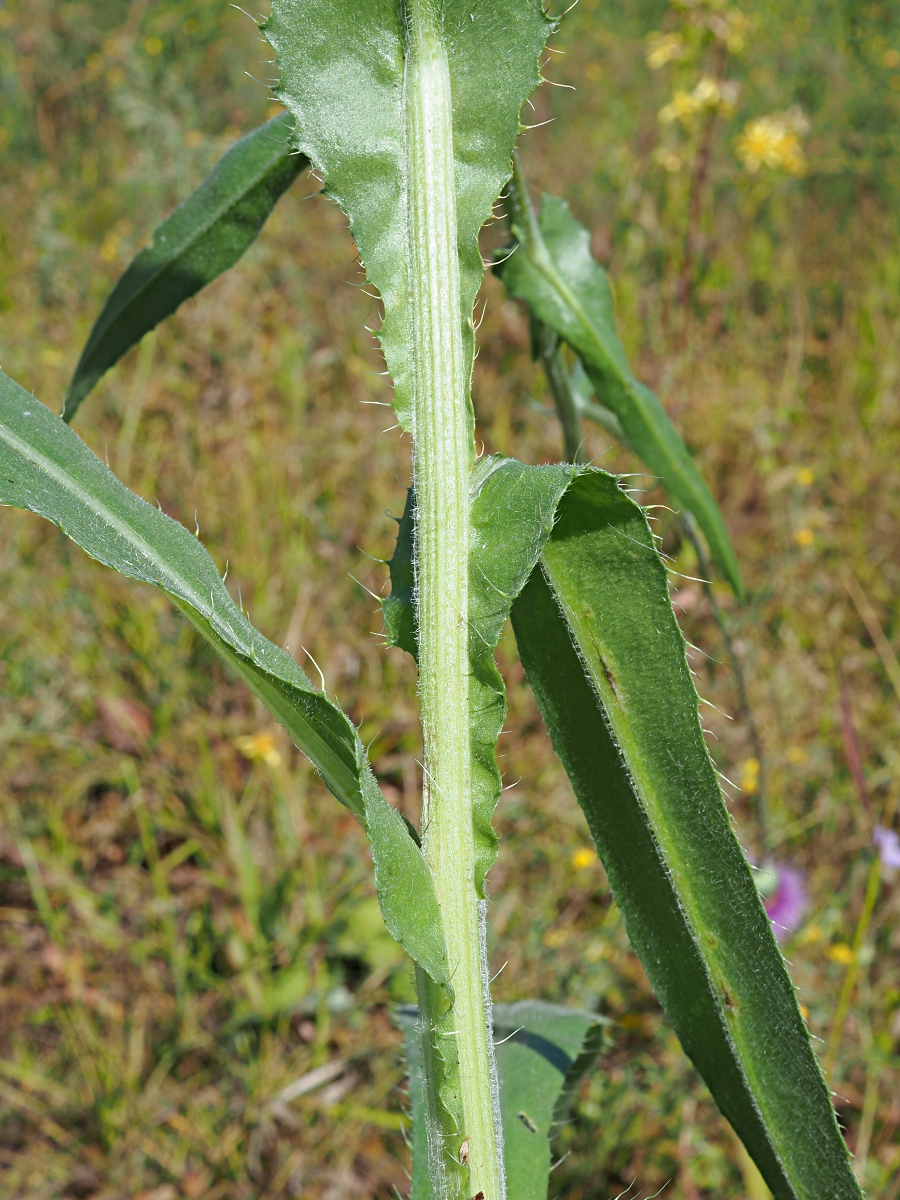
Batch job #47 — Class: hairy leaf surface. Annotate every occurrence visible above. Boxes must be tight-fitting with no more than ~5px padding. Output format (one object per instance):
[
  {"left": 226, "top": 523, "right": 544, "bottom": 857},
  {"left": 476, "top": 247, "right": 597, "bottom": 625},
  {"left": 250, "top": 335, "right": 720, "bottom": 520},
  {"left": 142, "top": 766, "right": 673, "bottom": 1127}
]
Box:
[
  {"left": 64, "top": 114, "right": 305, "bottom": 421},
  {"left": 263, "top": 0, "right": 551, "bottom": 433},
  {"left": 499, "top": 187, "right": 744, "bottom": 598},
  {"left": 510, "top": 472, "right": 861, "bottom": 1200},
  {"left": 384, "top": 457, "right": 576, "bottom": 893},
  {"left": 0, "top": 369, "right": 447, "bottom": 987}
]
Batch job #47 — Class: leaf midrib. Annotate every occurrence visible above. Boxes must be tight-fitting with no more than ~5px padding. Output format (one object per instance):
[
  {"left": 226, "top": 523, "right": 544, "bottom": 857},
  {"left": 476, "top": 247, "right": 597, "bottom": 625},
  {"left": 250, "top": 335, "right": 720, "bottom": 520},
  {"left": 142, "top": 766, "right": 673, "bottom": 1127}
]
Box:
[{"left": 0, "top": 415, "right": 242, "bottom": 650}]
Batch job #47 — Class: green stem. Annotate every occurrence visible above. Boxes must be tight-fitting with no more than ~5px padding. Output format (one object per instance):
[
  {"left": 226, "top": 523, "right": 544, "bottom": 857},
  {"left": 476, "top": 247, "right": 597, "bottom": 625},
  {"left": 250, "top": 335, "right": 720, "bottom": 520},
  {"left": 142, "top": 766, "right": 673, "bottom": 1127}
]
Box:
[
  {"left": 533, "top": 318, "right": 585, "bottom": 463},
  {"left": 406, "top": 5, "right": 502, "bottom": 1199}
]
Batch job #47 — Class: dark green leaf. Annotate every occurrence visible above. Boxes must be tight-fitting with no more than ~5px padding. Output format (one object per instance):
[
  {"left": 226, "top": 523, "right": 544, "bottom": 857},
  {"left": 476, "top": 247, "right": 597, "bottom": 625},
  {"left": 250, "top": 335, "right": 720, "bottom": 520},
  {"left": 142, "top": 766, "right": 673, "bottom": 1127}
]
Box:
[
  {"left": 493, "top": 1001, "right": 607, "bottom": 1200},
  {"left": 510, "top": 471, "right": 861, "bottom": 1200},
  {"left": 499, "top": 177, "right": 744, "bottom": 599},
  {"left": 64, "top": 114, "right": 305, "bottom": 421},
  {"left": 0, "top": 368, "right": 447, "bottom": 988}
]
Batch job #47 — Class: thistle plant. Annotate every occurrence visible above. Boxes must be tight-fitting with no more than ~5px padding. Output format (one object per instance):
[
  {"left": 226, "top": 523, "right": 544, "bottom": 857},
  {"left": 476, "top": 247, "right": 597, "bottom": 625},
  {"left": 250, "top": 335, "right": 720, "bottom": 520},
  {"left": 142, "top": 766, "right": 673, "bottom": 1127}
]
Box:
[{"left": 0, "top": 5, "right": 865, "bottom": 1200}]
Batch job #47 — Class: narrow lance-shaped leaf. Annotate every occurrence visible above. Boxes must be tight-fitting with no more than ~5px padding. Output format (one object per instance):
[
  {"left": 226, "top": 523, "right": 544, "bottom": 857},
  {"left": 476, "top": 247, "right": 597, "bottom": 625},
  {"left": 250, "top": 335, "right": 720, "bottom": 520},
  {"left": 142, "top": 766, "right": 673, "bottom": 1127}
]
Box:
[
  {"left": 510, "top": 471, "right": 862, "bottom": 1200},
  {"left": 498, "top": 163, "right": 745, "bottom": 599},
  {"left": 64, "top": 113, "right": 306, "bottom": 421},
  {"left": 0, "top": 368, "right": 448, "bottom": 990}
]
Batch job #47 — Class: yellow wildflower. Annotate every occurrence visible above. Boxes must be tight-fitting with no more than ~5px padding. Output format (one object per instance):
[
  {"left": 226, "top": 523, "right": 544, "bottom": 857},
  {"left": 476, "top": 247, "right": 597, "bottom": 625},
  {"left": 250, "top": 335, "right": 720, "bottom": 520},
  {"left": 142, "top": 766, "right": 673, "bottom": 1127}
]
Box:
[
  {"left": 571, "top": 847, "right": 595, "bottom": 871},
  {"left": 646, "top": 31, "right": 685, "bottom": 70},
  {"left": 659, "top": 90, "right": 697, "bottom": 125},
  {"left": 710, "top": 8, "right": 751, "bottom": 54},
  {"left": 692, "top": 76, "right": 721, "bottom": 107},
  {"left": 739, "top": 757, "right": 760, "bottom": 795},
  {"left": 827, "top": 943, "right": 854, "bottom": 966},
  {"left": 736, "top": 111, "right": 807, "bottom": 174},
  {"left": 794, "top": 528, "right": 814, "bottom": 548},
  {"left": 659, "top": 77, "right": 727, "bottom": 126},
  {"left": 144, "top": 36, "right": 164, "bottom": 57},
  {"left": 795, "top": 466, "right": 814, "bottom": 486},
  {"left": 234, "top": 732, "right": 282, "bottom": 768}
]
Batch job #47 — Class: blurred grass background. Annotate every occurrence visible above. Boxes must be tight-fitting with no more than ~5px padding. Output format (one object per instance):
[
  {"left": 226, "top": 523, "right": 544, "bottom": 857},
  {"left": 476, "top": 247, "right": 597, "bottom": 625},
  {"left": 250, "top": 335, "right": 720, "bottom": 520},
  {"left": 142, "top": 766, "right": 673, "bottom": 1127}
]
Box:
[{"left": 1, "top": 0, "right": 899, "bottom": 1196}]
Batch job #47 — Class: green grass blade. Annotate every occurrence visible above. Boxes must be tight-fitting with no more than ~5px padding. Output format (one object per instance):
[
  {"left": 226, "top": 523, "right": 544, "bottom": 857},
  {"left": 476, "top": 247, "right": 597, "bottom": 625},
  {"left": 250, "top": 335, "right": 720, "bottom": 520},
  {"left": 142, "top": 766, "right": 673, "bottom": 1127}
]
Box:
[
  {"left": 509, "top": 472, "right": 861, "bottom": 1200},
  {"left": 499, "top": 171, "right": 745, "bottom": 600},
  {"left": 263, "top": 0, "right": 551, "bottom": 436},
  {"left": 63, "top": 114, "right": 305, "bottom": 421},
  {"left": 0, "top": 368, "right": 448, "bottom": 989},
  {"left": 493, "top": 1001, "right": 607, "bottom": 1200}
]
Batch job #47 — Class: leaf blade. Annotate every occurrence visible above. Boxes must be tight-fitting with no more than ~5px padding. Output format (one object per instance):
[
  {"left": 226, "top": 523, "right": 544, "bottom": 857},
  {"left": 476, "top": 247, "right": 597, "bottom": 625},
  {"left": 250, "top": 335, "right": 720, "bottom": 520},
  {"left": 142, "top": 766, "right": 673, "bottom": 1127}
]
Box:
[
  {"left": 493, "top": 1001, "right": 607, "bottom": 1200},
  {"left": 510, "top": 472, "right": 861, "bottom": 1200},
  {"left": 499, "top": 182, "right": 744, "bottom": 599},
  {"left": 64, "top": 114, "right": 305, "bottom": 420},
  {"left": 0, "top": 368, "right": 448, "bottom": 988},
  {"left": 264, "top": 0, "right": 551, "bottom": 433}
]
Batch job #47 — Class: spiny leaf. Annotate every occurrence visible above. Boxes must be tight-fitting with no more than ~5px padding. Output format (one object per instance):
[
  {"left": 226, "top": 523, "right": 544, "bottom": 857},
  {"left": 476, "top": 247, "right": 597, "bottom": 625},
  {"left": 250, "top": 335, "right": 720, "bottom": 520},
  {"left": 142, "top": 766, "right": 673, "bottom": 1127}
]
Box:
[
  {"left": 492, "top": 1001, "right": 607, "bottom": 1200},
  {"left": 510, "top": 471, "right": 862, "bottom": 1200},
  {"left": 64, "top": 113, "right": 305, "bottom": 421},
  {"left": 383, "top": 456, "right": 576, "bottom": 894},
  {"left": 263, "top": 0, "right": 552, "bottom": 433},
  {"left": 0, "top": 368, "right": 447, "bottom": 989},
  {"left": 498, "top": 173, "right": 745, "bottom": 599}
]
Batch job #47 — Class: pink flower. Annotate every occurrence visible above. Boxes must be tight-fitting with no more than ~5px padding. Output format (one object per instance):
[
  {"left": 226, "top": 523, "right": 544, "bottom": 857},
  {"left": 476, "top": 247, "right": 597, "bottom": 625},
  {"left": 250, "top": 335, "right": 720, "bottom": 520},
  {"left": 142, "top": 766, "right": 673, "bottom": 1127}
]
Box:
[
  {"left": 874, "top": 826, "right": 900, "bottom": 869},
  {"left": 757, "top": 862, "right": 807, "bottom": 942}
]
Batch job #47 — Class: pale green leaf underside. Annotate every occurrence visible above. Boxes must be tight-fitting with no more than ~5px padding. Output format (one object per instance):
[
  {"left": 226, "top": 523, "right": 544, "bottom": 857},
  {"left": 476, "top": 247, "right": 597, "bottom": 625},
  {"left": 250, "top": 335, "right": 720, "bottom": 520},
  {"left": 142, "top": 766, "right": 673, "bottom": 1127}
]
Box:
[
  {"left": 0, "top": 368, "right": 447, "bottom": 988},
  {"left": 401, "top": 1000, "right": 606, "bottom": 1200},
  {"left": 493, "top": 1001, "right": 607, "bottom": 1200},
  {"left": 498, "top": 190, "right": 745, "bottom": 599},
  {"left": 263, "top": 0, "right": 551, "bottom": 434},
  {"left": 64, "top": 114, "right": 305, "bottom": 422},
  {"left": 510, "top": 473, "right": 861, "bottom": 1200}
]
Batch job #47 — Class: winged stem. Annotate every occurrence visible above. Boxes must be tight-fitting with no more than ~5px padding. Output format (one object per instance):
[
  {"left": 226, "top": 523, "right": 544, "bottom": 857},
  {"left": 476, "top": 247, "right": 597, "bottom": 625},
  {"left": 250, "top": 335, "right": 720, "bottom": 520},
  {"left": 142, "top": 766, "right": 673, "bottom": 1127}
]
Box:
[{"left": 407, "top": 4, "right": 502, "bottom": 1197}]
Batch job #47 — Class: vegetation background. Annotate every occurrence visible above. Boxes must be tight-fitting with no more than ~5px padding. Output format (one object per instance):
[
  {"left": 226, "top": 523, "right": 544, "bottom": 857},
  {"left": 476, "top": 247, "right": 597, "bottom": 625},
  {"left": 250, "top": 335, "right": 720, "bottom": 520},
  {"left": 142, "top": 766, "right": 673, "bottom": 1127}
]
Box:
[{"left": 1, "top": 0, "right": 899, "bottom": 1196}]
